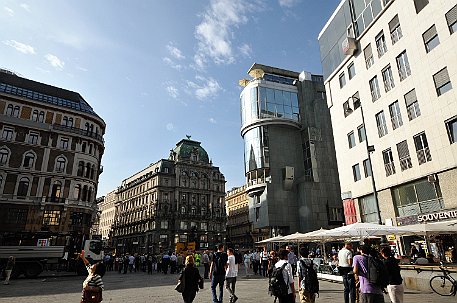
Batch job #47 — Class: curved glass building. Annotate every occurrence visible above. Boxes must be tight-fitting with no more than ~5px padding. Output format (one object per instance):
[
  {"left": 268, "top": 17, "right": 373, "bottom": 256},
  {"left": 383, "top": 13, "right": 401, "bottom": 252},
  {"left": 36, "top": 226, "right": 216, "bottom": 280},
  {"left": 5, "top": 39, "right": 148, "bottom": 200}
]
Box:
[{"left": 239, "top": 63, "right": 343, "bottom": 236}]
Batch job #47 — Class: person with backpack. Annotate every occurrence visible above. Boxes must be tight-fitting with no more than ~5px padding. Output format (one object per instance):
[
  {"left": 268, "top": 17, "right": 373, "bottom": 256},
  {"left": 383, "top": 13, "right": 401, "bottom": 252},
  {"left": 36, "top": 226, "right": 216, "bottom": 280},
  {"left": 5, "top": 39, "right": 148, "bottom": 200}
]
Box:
[
  {"left": 210, "top": 243, "right": 228, "bottom": 303},
  {"left": 270, "top": 249, "right": 296, "bottom": 303},
  {"left": 353, "top": 245, "right": 385, "bottom": 303},
  {"left": 380, "top": 247, "right": 403, "bottom": 303},
  {"left": 297, "top": 247, "right": 319, "bottom": 303}
]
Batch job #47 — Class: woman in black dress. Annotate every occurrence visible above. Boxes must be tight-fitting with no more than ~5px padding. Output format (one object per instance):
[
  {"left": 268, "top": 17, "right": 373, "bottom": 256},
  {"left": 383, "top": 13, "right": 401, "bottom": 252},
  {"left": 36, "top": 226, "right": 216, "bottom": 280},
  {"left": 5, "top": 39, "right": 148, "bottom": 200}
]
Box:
[{"left": 179, "top": 255, "right": 203, "bottom": 303}]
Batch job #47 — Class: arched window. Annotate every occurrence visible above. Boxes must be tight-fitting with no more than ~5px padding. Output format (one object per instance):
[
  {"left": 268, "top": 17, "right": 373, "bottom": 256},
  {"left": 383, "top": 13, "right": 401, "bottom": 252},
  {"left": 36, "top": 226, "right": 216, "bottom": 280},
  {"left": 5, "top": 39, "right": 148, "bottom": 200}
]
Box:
[
  {"left": 74, "top": 184, "right": 81, "bottom": 200},
  {"left": 68, "top": 117, "right": 73, "bottom": 127},
  {"left": 88, "top": 143, "right": 93, "bottom": 155},
  {"left": 23, "top": 152, "right": 35, "bottom": 169},
  {"left": 82, "top": 142, "right": 87, "bottom": 153},
  {"left": 85, "top": 122, "right": 90, "bottom": 133},
  {"left": 6, "top": 104, "right": 13, "bottom": 116},
  {"left": 82, "top": 185, "right": 88, "bottom": 202},
  {"left": 17, "top": 177, "right": 30, "bottom": 197},
  {"left": 77, "top": 161, "right": 84, "bottom": 176},
  {"left": 90, "top": 164, "right": 95, "bottom": 180},
  {"left": 38, "top": 111, "right": 45, "bottom": 123},
  {"left": 13, "top": 106, "right": 20, "bottom": 117},
  {"left": 191, "top": 206, "right": 196, "bottom": 215},
  {"left": 62, "top": 116, "right": 68, "bottom": 126},
  {"left": 85, "top": 163, "right": 91, "bottom": 178},
  {"left": 88, "top": 187, "right": 93, "bottom": 202},
  {"left": 51, "top": 181, "right": 62, "bottom": 201},
  {"left": 181, "top": 206, "right": 186, "bottom": 214},
  {"left": 0, "top": 148, "right": 10, "bottom": 165},
  {"left": 55, "top": 156, "right": 66, "bottom": 173},
  {"left": 32, "top": 110, "right": 39, "bottom": 121}
]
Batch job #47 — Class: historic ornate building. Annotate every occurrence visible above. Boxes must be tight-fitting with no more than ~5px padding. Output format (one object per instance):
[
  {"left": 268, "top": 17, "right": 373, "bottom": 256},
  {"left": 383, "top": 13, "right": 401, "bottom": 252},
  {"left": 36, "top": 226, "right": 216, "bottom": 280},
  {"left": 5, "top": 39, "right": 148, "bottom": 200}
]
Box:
[
  {"left": 0, "top": 69, "right": 105, "bottom": 249},
  {"left": 112, "top": 138, "right": 226, "bottom": 254},
  {"left": 97, "top": 189, "right": 118, "bottom": 245}
]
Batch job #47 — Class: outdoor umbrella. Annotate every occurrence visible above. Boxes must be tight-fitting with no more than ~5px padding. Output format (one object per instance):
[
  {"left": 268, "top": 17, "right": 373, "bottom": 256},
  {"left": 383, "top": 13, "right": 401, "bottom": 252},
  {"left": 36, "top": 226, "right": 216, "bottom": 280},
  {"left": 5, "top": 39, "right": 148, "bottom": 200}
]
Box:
[
  {"left": 398, "top": 219, "right": 457, "bottom": 236},
  {"left": 321, "top": 222, "right": 415, "bottom": 240},
  {"left": 281, "top": 232, "right": 309, "bottom": 241},
  {"left": 256, "top": 235, "right": 285, "bottom": 243}
]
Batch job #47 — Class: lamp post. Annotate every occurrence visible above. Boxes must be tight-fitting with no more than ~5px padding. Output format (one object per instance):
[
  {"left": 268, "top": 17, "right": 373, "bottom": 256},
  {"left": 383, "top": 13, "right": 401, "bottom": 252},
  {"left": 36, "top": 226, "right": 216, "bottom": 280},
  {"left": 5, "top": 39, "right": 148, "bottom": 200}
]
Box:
[{"left": 349, "top": 97, "right": 382, "bottom": 224}]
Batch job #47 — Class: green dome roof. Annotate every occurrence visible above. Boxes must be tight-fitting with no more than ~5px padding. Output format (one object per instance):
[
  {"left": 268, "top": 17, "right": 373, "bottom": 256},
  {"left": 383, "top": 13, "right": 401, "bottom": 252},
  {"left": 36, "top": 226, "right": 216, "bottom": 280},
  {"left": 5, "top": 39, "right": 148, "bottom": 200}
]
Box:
[{"left": 170, "top": 138, "right": 209, "bottom": 163}]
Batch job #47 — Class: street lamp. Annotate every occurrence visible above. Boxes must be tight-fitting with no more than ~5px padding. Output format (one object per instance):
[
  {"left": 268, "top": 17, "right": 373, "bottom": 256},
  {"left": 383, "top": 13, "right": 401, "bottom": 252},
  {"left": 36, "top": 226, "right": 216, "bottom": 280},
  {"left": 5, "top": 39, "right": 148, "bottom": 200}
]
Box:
[{"left": 348, "top": 96, "right": 382, "bottom": 224}]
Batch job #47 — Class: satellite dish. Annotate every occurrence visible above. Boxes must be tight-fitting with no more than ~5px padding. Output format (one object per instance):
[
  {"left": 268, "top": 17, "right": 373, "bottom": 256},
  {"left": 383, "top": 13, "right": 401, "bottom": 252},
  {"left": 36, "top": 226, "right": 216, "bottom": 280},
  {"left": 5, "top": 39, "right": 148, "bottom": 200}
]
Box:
[{"left": 249, "top": 69, "right": 264, "bottom": 79}]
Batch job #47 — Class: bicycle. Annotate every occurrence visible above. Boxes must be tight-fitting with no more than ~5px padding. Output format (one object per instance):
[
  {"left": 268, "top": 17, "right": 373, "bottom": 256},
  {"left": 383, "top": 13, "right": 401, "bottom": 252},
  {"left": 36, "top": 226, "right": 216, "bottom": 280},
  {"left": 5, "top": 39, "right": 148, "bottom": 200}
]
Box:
[{"left": 430, "top": 262, "right": 457, "bottom": 296}]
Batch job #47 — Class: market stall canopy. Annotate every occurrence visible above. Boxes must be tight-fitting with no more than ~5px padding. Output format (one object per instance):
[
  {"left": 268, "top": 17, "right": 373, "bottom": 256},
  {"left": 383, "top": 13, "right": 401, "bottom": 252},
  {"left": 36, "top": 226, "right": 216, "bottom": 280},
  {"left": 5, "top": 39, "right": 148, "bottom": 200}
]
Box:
[
  {"left": 398, "top": 220, "right": 457, "bottom": 235},
  {"left": 256, "top": 235, "right": 285, "bottom": 243},
  {"left": 321, "top": 222, "right": 416, "bottom": 240},
  {"left": 281, "top": 232, "right": 308, "bottom": 241}
]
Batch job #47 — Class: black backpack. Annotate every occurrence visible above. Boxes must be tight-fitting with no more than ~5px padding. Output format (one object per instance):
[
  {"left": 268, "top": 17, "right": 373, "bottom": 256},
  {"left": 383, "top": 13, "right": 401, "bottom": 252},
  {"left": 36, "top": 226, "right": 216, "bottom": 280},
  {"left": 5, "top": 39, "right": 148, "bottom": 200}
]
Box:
[
  {"left": 212, "top": 252, "right": 226, "bottom": 275},
  {"left": 300, "top": 259, "right": 319, "bottom": 294},
  {"left": 268, "top": 263, "right": 288, "bottom": 300},
  {"left": 366, "top": 255, "right": 389, "bottom": 288}
]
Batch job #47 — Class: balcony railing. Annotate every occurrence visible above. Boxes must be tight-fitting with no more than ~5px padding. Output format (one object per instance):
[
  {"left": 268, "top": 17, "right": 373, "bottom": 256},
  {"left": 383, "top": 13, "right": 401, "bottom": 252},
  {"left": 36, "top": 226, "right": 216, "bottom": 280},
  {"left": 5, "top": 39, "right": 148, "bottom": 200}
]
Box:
[
  {"left": 52, "top": 124, "right": 104, "bottom": 143},
  {"left": 399, "top": 157, "right": 412, "bottom": 171},
  {"left": 397, "top": 198, "right": 445, "bottom": 217}
]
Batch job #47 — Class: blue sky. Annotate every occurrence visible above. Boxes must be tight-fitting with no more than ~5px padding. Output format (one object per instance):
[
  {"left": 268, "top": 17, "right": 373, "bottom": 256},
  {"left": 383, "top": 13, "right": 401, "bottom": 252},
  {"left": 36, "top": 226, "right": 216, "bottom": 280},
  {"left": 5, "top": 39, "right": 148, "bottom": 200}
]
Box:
[{"left": 0, "top": 0, "right": 340, "bottom": 195}]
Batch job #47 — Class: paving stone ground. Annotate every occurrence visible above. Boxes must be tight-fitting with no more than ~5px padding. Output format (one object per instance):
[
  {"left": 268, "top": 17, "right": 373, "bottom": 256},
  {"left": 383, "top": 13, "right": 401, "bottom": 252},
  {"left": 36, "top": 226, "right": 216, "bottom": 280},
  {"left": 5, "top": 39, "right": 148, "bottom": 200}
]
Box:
[{"left": 0, "top": 268, "right": 454, "bottom": 303}]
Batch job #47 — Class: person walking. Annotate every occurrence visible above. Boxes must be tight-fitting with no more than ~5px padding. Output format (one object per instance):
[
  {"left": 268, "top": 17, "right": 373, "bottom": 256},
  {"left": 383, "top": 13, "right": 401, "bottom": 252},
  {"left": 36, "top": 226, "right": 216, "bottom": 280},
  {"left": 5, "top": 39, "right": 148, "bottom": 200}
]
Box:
[
  {"left": 297, "top": 247, "right": 319, "bottom": 303},
  {"left": 202, "top": 250, "right": 210, "bottom": 279},
  {"left": 353, "top": 245, "right": 385, "bottom": 303},
  {"left": 243, "top": 251, "right": 251, "bottom": 276},
  {"left": 274, "top": 249, "right": 296, "bottom": 303},
  {"left": 225, "top": 248, "right": 239, "bottom": 303},
  {"left": 338, "top": 242, "right": 356, "bottom": 303},
  {"left": 381, "top": 247, "right": 404, "bottom": 303},
  {"left": 178, "top": 255, "right": 203, "bottom": 303},
  {"left": 210, "top": 243, "right": 228, "bottom": 303},
  {"left": 162, "top": 253, "right": 170, "bottom": 274},
  {"left": 170, "top": 252, "right": 177, "bottom": 274},
  {"left": 287, "top": 246, "right": 298, "bottom": 277},
  {"left": 3, "top": 256, "right": 15, "bottom": 285},
  {"left": 261, "top": 247, "right": 269, "bottom": 277},
  {"left": 79, "top": 250, "right": 105, "bottom": 303}
]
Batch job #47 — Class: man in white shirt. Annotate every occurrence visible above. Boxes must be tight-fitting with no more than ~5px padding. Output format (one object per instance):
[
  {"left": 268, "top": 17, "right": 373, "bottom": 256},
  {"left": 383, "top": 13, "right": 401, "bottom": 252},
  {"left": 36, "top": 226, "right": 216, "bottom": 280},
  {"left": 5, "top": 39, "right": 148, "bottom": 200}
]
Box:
[
  {"left": 338, "top": 242, "right": 355, "bottom": 303},
  {"left": 226, "top": 248, "right": 239, "bottom": 303},
  {"left": 275, "top": 249, "right": 296, "bottom": 303}
]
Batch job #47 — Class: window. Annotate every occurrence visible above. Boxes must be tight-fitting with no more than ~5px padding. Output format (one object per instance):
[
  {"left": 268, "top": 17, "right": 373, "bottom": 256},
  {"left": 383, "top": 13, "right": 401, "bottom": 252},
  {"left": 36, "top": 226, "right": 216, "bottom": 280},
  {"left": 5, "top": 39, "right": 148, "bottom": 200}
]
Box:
[
  {"left": 180, "top": 221, "right": 187, "bottom": 230},
  {"left": 348, "top": 63, "right": 356, "bottom": 80},
  {"left": 396, "top": 51, "right": 411, "bottom": 81},
  {"left": 329, "top": 207, "right": 343, "bottom": 222},
  {"left": 28, "top": 132, "right": 39, "bottom": 145},
  {"left": 343, "top": 101, "right": 352, "bottom": 117},
  {"left": 369, "top": 76, "right": 381, "bottom": 101},
  {"left": 77, "top": 161, "right": 84, "bottom": 176},
  {"left": 1, "top": 128, "right": 14, "bottom": 141},
  {"left": 396, "top": 140, "right": 413, "bottom": 171},
  {"left": 433, "top": 67, "right": 452, "bottom": 96},
  {"left": 382, "top": 148, "right": 396, "bottom": 176},
  {"left": 17, "top": 177, "right": 30, "bottom": 197},
  {"left": 32, "top": 110, "right": 39, "bottom": 122},
  {"left": 23, "top": 152, "right": 35, "bottom": 169},
  {"left": 404, "top": 89, "right": 421, "bottom": 121},
  {"left": 423, "top": 25, "right": 440, "bottom": 53},
  {"left": 446, "top": 117, "right": 457, "bottom": 144},
  {"left": 43, "top": 210, "right": 61, "bottom": 226},
  {"left": 160, "top": 221, "right": 168, "bottom": 229},
  {"left": 414, "top": 132, "right": 432, "bottom": 164},
  {"left": 375, "top": 111, "right": 388, "bottom": 138},
  {"left": 74, "top": 184, "right": 81, "bottom": 200},
  {"left": 181, "top": 206, "right": 186, "bottom": 214},
  {"left": 59, "top": 137, "right": 69, "bottom": 149},
  {"left": 364, "top": 44, "right": 374, "bottom": 69},
  {"left": 352, "top": 92, "right": 360, "bottom": 109},
  {"left": 363, "top": 159, "right": 372, "bottom": 177},
  {"left": 6, "top": 105, "right": 20, "bottom": 117},
  {"left": 359, "top": 194, "right": 379, "bottom": 223},
  {"left": 38, "top": 111, "right": 45, "bottom": 123},
  {"left": 348, "top": 131, "right": 356, "bottom": 149},
  {"left": 50, "top": 181, "right": 62, "bottom": 200},
  {"left": 393, "top": 178, "right": 443, "bottom": 216},
  {"left": 375, "top": 31, "right": 387, "bottom": 57},
  {"left": 382, "top": 65, "right": 395, "bottom": 92},
  {"left": 357, "top": 125, "right": 366, "bottom": 142},
  {"left": 55, "top": 156, "right": 66, "bottom": 173},
  {"left": 389, "top": 15, "right": 402, "bottom": 44},
  {"left": 389, "top": 101, "right": 403, "bottom": 130},
  {"left": 414, "top": 0, "right": 428, "bottom": 13},
  {"left": 352, "top": 164, "right": 361, "bottom": 182},
  {"left": 201, "top": 222, "right": 207, "bottom": 231},
  {"left": 339, "top": 72, "right": 346, "bottom": 88},
  {"left": 446, "top": 4, "right": 457, "bottom": 34},
  {"left": 0, "top": 148, "right": 10, "bottom": 165}
]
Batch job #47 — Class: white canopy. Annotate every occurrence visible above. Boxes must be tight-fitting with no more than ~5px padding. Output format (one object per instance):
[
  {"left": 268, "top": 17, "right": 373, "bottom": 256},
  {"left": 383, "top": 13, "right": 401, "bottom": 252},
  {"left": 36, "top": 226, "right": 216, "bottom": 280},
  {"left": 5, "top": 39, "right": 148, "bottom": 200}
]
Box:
[
  {"left": 321, "top": 222, "right": 416, "bottom": 240},
  {"left": 398, "top": 219, "right": 457, "bottom": 236},
  {"left": 256, "top": 235, "right": 285, "bottom": 243}
]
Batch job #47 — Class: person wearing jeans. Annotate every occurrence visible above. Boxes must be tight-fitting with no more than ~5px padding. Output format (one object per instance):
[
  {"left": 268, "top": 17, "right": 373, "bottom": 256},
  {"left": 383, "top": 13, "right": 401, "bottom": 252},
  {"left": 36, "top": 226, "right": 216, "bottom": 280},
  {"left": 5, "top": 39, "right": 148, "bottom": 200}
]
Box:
[
  {"left": 210, "top": 244, "right": 228, "bottom": 303},
  {"left": 338, "top": 242, "right": 356, "bottom": 303},
  {"left": 225, "top": 248, "right": 238, "bottom": 303}
]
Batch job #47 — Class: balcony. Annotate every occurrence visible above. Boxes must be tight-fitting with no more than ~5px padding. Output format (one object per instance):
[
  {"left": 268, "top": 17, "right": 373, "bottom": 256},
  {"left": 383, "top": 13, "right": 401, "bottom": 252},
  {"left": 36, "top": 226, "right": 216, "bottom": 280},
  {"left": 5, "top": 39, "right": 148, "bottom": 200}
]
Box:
[
  {"left": 52, "top": 124, "right": 104, "bottom": 144},
  {"left": 245, "top": 168, "right": 269, "bottom": 196}
]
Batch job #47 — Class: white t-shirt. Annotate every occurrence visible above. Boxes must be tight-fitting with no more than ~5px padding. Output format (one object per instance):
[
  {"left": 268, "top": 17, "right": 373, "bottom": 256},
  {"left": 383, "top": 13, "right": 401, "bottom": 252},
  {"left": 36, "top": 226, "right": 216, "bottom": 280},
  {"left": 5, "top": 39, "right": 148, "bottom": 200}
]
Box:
[
  {"left": 226, "top": 255, "right": 238, "bottom": 278},
  {"left": 338, "top": 248, "right": 353, "bottom": 268},
  {"left": 275, "top": 259, "right": 294, "bottom": 294},
  {"left": 244, "top": 253, "right": 251, "bottom": 262}
]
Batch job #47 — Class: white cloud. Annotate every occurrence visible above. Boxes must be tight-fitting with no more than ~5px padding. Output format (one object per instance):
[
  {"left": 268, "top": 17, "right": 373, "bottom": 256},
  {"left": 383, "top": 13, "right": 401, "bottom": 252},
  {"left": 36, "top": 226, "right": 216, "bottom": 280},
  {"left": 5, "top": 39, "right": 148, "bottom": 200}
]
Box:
[
  {"left": 194, "top": 0, "right": 260, "bottom": 68},
  {"left": 278, "top": 0, "right": 301, "bottom": 8},
  {"left": 2, "top": 40, "right": 35, "bottom": 54},
  {"left": 187, "top": 75, "right": 222, "bottom": 100},
  {"left": 76, "top": 66, "right": 88, "bottom": 72},
  {"left": 167, "top": 43, "right": 185, "bottom": 60},
  {"left": 209, "top": 118, "right": 217, "bottom": 124},
  {"left": 4, "top": 7, "right": 14, "bottom": 16},
  {"left": 20, "top": 4, "right": 31, "bottom": 12},
  {"left": 166, "top": 123, "right": 174, "bottom": 131},
  {"left": 163, "top": 57, "right": 183, "bottom": 71},
  {"left": 166, "top": 85, "right": 179, "bottom": 99},
  {"left": 238, "top": 43, "right": 252, "bottom": 57},
  {"left": 45, "top": 54, "right": 65, "bottom": 70}
]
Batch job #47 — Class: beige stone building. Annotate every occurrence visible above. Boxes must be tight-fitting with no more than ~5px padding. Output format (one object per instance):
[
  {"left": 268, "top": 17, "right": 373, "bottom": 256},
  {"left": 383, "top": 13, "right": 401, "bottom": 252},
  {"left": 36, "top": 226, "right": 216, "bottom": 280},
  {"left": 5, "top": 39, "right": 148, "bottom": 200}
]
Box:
[
  {"left": 319, "top": 0, "right": 457, "bottom": 251},
  {"left": 97, "top": 189, "right": 118, "bottom": 243}
]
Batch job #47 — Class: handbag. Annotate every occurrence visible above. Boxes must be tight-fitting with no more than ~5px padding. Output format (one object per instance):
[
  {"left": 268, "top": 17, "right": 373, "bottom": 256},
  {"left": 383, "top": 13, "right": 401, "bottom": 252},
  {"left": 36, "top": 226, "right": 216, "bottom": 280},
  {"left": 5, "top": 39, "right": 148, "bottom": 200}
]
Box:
[
  {"left": 175, "top": 270, "right": 185, "bottom": 293},
  {"left": 81, "top": 288, "right": 103, "bottom": 303}
]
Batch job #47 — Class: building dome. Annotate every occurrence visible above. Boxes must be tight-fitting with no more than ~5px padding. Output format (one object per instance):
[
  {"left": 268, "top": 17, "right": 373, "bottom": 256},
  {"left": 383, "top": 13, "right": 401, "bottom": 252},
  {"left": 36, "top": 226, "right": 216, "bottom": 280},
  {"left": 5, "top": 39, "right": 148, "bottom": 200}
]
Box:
[{"left": 170, "top": 138, "right": 210, "bottom": 163}]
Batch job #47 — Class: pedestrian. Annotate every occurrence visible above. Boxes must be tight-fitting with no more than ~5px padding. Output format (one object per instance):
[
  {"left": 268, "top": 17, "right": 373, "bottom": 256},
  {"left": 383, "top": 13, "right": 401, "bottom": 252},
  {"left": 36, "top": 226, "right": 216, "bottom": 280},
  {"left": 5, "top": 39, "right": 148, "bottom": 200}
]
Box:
[
  {"left": 171, "top": 252, "right": 177, "bottom": 274},
  {"left": 79, "top": 250, "right": 105, "bottom": 303},
  {"left": 353, "top": 245, "right": 385, "bottom": 303},
  {"left": 3, "top": 256, "right": 15, "bottom": 285},
  {"left": 129, "top": 254, "right": 135, "bottom": 273},
  {"left": 252, "top": 250, "right": 260, "bottom": 275},
  {"left": 297, "top": 247, "right": 319, "bottom": 303},
  {"left": 178, "top": 255, "right": 203, "bottom": 303},
  {"left": 268, "top": 250, "right": 278, "bottom": 274},
  {"left": 123, "top": 254, "right": 129, "bottom": 274},
  {"left": 225, "top": 248, "right": 239, "bottom": 303},
  {"left": 162, "top": 253, "right": 170, "bottom": 274},
  {"left": 380, "top": 247, "right": 404, "bottom": 303},
  {"left": 202, "top": 250, "right": 210, "bottom": 279},
  {"left": 261, "top": 247, "right": 269, "bottom": 277},
  {"left": 243, "top": 251, "right": 251, "bottom": 276},
  {"left": 210, "top": 243, "right": 228, "bottom": 303},
  {"left": 338, "top": 242, "right": 356, "bottom": 303},
  {"left": 274, "top": 249, "right": 296, "bottom": 303},
  {"left": 287, "top": 246, "right": 298, "bottom": 277}
]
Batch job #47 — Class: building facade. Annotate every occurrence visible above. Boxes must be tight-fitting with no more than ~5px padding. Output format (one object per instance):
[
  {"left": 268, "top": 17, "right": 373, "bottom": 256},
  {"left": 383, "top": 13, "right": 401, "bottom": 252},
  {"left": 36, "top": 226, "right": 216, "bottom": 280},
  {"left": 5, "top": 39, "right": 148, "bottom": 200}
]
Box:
[
  {"left": 239, "top": 63, "right": 343, "bottom": 237},
  {"left": 112, "top": 138, "right": 226, "bottom": 254},
  {"left": 97, "top": 189, "right": 118, "bottom": 244},
  {"left": 318, "top": 0, "right": 457, "bottom": 249},
  {"left": 225, "top": 185, "right": 268, "bottom": 249},
  {"left": 0, "top": 69, "right": 105, "bottom": 251}
]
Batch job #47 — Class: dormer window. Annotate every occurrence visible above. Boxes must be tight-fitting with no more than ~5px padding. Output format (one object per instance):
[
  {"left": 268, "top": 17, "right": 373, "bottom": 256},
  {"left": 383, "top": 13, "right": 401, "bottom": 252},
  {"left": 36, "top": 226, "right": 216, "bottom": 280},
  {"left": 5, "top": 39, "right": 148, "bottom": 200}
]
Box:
[{"left": 191, "top": 153, "right": 198, "bottom": 161}]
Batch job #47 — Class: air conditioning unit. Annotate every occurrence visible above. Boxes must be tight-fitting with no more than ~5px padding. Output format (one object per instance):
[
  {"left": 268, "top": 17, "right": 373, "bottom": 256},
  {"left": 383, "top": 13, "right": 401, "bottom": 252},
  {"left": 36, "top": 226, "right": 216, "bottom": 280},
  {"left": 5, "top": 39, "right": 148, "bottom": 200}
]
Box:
[{"left": 427, "top": 174, "right": 437, "bottom": 183}]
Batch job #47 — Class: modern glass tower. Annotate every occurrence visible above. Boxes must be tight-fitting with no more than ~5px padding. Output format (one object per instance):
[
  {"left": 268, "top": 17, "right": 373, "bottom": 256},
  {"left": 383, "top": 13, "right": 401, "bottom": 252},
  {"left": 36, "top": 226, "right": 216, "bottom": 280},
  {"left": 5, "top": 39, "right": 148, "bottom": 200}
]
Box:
[{"left": 239, "top": 63, "right": 343, "bottom": 237}]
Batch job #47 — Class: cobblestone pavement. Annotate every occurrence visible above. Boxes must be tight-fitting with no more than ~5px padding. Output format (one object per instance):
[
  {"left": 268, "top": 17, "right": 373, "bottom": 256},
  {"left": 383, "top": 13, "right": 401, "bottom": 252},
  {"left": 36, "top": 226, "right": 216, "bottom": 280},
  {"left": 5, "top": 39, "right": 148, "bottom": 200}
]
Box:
[{"left": 0, "top": 269, "right": 454, "bottom": 303}]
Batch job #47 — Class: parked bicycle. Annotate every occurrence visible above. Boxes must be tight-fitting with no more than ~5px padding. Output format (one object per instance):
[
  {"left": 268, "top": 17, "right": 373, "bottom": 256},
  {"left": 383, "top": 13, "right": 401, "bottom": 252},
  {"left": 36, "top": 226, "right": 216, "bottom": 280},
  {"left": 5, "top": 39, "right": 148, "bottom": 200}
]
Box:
[{"left": 430, "top": 262, "right": 457, "bottom": 296}]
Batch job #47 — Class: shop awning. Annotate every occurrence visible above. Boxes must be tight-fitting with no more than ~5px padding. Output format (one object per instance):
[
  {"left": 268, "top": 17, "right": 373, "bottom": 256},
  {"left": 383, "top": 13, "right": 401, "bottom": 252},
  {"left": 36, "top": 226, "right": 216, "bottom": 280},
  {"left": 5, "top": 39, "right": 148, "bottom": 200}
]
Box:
[{"left": 398, "top": 220, "right": 457, "bottom": 236}]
